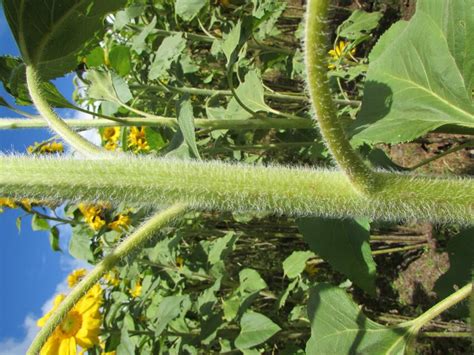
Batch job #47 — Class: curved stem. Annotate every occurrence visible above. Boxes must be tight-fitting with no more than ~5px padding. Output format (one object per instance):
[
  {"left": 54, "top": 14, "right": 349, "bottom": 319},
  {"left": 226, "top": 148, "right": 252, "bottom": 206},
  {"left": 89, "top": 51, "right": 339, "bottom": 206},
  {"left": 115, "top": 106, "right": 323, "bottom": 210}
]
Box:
[
  {"left": 407, "top": 283, "right": 472, "bottom": 333},
  {"left": 25, "top": 66, "right": 106, "bottom": 157},
  {"left": 304, "top": 0, "right": 377, "bottom": 193},
  {"left": 1, "top": 156, "right": 473, "bottom": 224},
  {"left": 26, "top": 204, "right": 187, "bottom": 355}
]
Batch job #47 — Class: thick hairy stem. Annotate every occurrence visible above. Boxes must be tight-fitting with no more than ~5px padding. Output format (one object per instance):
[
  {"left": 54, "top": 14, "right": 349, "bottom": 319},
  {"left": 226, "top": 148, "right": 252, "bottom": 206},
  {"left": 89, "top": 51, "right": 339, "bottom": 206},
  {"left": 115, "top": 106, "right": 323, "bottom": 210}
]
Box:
[
  {"left": 0, "top": 117, "right": 315, "bottom": 130},
  {"left": 1, "top": 156, "right": 473, "bottom": 224},
  {"left": 304, "top": 0, "right": 377, "bottom": 193},
  {"left": 25, "top": 66, "right": 106, "bottom": 157},
  {"left": 26, "top": 204, "right": 187, "bottom": 355}
]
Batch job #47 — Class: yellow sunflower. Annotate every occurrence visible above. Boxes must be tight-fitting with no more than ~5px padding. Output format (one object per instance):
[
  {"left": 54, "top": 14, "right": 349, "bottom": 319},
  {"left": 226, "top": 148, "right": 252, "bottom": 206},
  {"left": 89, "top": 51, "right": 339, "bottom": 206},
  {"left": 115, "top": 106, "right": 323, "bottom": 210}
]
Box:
[
  {"left": 37, "top": 284, "right": 103, "bottom": 354},
  {"left": 67, "top": 269, "right": 87, "bottom": 288},
  {"left": 102, "top": 127, "right": 120, "bottom": 151},
  {"left": 328, "top": 40, "right": 356, "bottom": 69},
  {"left": 128, "top": 127, "right": 150, "bottom": 153},
  {"left": 79, "top": 203, "right": 106, "bottom": 231},
  {"left": 129, "top": 280, "right": 142, "bottom": 298},
  {"left": 108, "top": 214, "right": 131, "bottom": 232}
]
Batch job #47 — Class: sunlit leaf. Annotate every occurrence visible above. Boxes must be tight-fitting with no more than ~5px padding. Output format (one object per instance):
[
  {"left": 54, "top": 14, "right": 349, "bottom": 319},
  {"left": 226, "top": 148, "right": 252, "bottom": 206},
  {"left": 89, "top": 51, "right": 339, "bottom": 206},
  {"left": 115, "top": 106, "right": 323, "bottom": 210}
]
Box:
[
  {"left": 235, "top": 311, "right": 281, "bottom": 350},
  {"left": 338, "top": 10, "right": 382, "bottom": 40},
  {"left": 306, "top": 284, "right": 411, "bottom": 354},
  {"left": 283, "top": 251, "right": 315, "bottom": 279},
  {"left": 175, "top": 0, "right": 207, "bottom": 22},
  {"left": 148, "top": 34, "right": 187, "bottom": 80},
  {"left": 351, "top": 0, "right": 474, "bottom": 145}
]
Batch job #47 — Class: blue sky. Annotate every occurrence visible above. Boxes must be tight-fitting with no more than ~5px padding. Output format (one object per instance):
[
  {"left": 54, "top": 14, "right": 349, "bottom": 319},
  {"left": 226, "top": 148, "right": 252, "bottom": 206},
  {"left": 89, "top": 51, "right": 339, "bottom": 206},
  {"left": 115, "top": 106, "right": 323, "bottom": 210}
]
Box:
[{"left": 0, "top": 8, "right": 90, "bottom": 353}]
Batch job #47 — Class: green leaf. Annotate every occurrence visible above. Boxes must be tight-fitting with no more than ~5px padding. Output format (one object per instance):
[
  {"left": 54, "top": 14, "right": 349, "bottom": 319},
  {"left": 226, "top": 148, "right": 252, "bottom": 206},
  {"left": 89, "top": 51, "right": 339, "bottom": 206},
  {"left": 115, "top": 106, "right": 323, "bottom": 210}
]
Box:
[
  {"left": 175, "top": 0, "right": 207, "bottom": 22},
  {"left": 85, "top": 47, "right": 105, "bottom": 67},
  {"left": 31, "top": 214, "right": 50, "bottom": 231},
  {"left": 3, "top": 0, "right": 127, "bottom": 79},
  {"left": 297, "top": 217, "right": 376, "bottom": 295},
  {"left": 239, "top": 268, "right": 267, "bottom": 294},
  {"left": 131, "top": 17, "right": 157, "bottom": 55},
  {"left": 434, "top": 227, "right": 474, "bottom": 315},
  {"left": 208, "top": 232, "right": 238, "bottom": 265},
  {"left": 148, "top": 34, "right": 187, "bottom": 80},
  {"left": 338, "top": 10, "right": 382, "bottom": 40},
  {"left": 49, "top": 226, "right": 61, "bottom": 252},
  {"left": 69, "top": 225, "right": 94, "bottom": 261},
  {"left": 283, "top": 251, "right": 315, "bottom": 279},
  {"left": 87, "top": 69, "right": 132, "bottom": 104},
  {"left": 222, "top": 21, "right": 242, "bottom": 64},
  {"left": 109, "top": 45, "right": 131, "bottom": 76},
  {"left": 235, "top": 311, "right": 281, "bottom": 350},
  {"left": 177, "top": 99, "right": 201, "bottom": 159},
  {"left": 306, "top": 284, "right": 411, "bottom": 354},
  {"left": 226, "top": 70, "right": 274, "bottom": 119},
  {"left": 351, "top": 0, "right": 474, "bottom": 145},
  {"left": 154, "top": 295, "right": 188, "bottom": 337},
  {"left": 114, "top": 5, "right": 145, "bottom": 31},
  {"left": 15, "top": 216, "right": 22, "bottom": 233},
  {"left": 0, "top": 56, "right": 73, "bottom": 107},
  {"left": 278, "top": 278, "right": 299, "bottom": 309}
]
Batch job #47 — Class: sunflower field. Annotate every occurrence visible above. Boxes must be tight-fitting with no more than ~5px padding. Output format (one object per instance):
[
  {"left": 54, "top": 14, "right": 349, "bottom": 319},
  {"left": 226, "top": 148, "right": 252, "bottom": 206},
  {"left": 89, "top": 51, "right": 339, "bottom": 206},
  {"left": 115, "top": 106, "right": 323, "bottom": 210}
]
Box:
[{"left": 0, "top": 0, "right": 473, "bottom": 354}]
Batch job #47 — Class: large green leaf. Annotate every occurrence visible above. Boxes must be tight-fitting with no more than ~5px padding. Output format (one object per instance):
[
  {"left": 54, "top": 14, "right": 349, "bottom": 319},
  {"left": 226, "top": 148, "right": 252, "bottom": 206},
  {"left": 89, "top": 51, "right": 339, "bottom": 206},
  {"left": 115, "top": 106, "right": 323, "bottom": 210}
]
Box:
[
  {"left": 3, "top": 0, "right": 126, "bottom": 79},
  {"left": 283, "top": 251, "right": 315, "bottom": 279},
  {"left": 351, "top": 0, "right": 474, "bottom": 145},
  {"left": 235, "top": 311, "right": 281, "bottom": 350},
  {"left": 87, "top": 69, "right": 132, "bottom": 104},
  {"left": 306, "top": 284, "right": 411, "bottom": 354},
  {"left": 297, "top": 217, "right": 376, "bottom": 295}
]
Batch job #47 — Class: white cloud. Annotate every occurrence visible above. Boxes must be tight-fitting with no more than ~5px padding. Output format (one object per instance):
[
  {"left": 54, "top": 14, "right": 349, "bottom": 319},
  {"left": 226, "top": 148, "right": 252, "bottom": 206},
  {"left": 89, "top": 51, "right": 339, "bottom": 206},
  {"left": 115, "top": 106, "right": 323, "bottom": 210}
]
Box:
[{"left": 0, "top": 256, "right": 91, "bottom": 355}]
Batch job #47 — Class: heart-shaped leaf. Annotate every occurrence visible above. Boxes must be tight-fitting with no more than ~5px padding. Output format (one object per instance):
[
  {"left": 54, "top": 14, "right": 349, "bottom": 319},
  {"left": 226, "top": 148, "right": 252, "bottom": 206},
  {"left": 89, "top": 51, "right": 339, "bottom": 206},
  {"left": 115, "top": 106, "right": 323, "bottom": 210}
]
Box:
[
  {"left": 3, "top": 0, "right": 126, "bottom": 79},
  {"left": 306, "top": 284, "right": 412, "bottom": 354},
  {"left": 351, "top": 0, "right": 474, "bottom": 145},
  {"left": 235, "top": 311, "right": 281, "bottom": 350}
]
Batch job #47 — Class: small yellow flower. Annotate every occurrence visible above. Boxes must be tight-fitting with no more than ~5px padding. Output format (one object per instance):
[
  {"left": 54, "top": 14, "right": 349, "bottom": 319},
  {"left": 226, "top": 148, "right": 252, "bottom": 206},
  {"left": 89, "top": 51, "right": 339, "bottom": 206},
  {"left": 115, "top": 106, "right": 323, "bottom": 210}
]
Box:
[
  {"left": 0, "top": 197, "right": 17, "bottom": 209},
  {"left": 176, "top": 256, "right": 185, "bottom": 270},
  {"left": 68, "top": 268, "right": 87, "bottom": 288},
  {"left": 102, "top": 127, "right": 120, "bottom": 151},
  {"left": 328, "top": 40, "right": 356, "bottom": 69},
  {"left": 20, "top": 198, "right": 32, "bottom": 211},
  {"left": 128, "top": 127, "right": 150, "bottom": 153},
  {"left": 79, "top": 203, "right": 106, "bottom": 231},
  {"left": 28, "top": 141, "right": 64, "bottom": 154},
  {"left": 103, "top": 270, "right": 120, "bottom": 287},
  {"left": 108, "top": 214, "right": 131, "bottom": 232},
  {"left": 37, "top": 284, "right": 103, "bottom": 354},
  {"left": 129, "top": 280, "right": 142, "bottom": 298}
]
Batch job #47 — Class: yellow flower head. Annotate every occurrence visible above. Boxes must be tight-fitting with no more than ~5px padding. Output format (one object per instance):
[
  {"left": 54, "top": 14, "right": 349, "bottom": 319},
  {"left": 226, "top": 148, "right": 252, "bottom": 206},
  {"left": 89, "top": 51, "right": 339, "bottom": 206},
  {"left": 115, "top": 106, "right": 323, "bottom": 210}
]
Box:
[
  {"left": 128, "top": 127, "right": 150, "bottom": 153},
  {"left": 38, "top": 284, "right": 103, "bottom": 354},
  {"left": 103, "top": 270, "right": 120, "bottom": 287},
  {"left": 328, "top": 40, "right": 356, "bottom": 69},
  {"left": 79, "top": 203, "right": 106, "bottom": 231},
  {"left": 108, "top": 214, "right": 131, "bottom": 232},
  {"left": 102, "top": 127, "right": 120, "bottom": 151},
  {"left": 0, "top": 197, "right": 17, "bottom": 209},
  {"left": 68, "top": 268, "right": 87, "bottom": 288},
  {"left": 129, "top": 280, "right": 142, "bottom": 298},
  {"left": 176, "top": 256, "right": 185, "bottom": 270},
  {"left": 28, "top": 141, "right": 64, "bottom": 154}
]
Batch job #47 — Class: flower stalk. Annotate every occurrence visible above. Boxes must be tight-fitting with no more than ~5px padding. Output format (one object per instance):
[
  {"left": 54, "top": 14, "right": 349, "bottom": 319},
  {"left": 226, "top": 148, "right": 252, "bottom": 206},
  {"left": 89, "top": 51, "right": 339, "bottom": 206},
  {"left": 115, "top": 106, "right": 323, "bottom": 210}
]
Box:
[{"left": 26, "top": 204, "right": 187, "bottom": 355}]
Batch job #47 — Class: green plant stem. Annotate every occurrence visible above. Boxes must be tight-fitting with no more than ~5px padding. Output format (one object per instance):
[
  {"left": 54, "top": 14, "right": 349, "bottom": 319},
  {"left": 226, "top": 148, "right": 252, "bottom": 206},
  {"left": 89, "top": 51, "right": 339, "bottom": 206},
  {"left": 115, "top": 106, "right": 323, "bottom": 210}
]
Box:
[
  {"left": 1, "top": 156, "right": 473, "bottom": 224},
  {"left": 26, "top": 204, "right": 187, "bottom": 355},
  {"left": 407, "top": 283, "right": 472, "bottom": 333},
  {"left": 131, "top": 84, "right": 361, "bottom": 106},
  {"left": 408, "top": 139, "right": 474, "bottom": 170},
  {"left": 0, "top": 117, "right": 314, "bottom": 130},
  {"left": 25, "top": 66, "right": 106, "bottom": 157},
  {"left": 420, "top": 332, "right": 471, "bottom": 338},
  {"left": 304, "top": 0, "right": 377, "bottom": 193}
]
